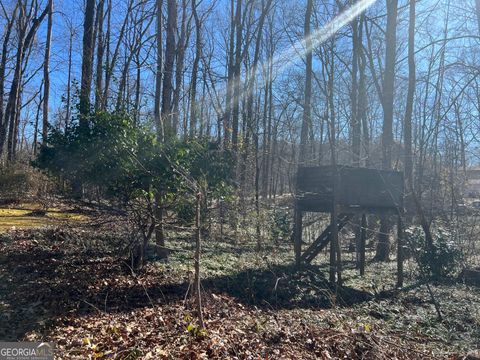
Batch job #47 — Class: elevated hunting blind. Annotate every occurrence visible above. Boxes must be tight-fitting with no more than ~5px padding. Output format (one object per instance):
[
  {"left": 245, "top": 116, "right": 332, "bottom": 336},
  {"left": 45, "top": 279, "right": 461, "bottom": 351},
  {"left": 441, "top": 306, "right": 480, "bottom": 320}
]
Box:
[
  {"left": 293, "top": 165, "right": 405, "bottom": 286},
  {"left": 296, "top": 166, "right": 403, "bottom": 213}
]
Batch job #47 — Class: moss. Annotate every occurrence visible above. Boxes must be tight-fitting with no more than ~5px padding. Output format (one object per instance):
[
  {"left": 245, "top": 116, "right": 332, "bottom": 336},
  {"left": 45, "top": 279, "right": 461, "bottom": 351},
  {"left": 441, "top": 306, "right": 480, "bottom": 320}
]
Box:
[
  {"left": 0, "top": 217, "right": 48, "bottom": 231},
  {"left": 47, "top": 212, "right": 87, "bottom": 221},
  {"left": 0, "top": 204, "right": 87, "bottom": 232},
  {"left": 0, "top": 209, "right": 31, "bottom": 217}
]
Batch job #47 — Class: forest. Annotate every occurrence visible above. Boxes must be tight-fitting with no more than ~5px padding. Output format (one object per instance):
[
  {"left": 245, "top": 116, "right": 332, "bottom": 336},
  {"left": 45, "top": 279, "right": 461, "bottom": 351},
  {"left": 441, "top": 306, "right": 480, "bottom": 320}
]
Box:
[{"left": 0, "top": 0, "right": 480, "bottom": 358}]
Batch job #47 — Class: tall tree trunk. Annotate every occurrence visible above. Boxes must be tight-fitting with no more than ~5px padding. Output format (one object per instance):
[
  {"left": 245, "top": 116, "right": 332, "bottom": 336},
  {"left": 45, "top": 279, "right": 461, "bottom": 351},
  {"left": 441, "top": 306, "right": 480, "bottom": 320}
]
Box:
[
  {"left": 245, "top": 0, "right": 271, "bottom": 249},
  {"left": 153, "top": 0, "right": 164, "bottom": 257},
  {"left": 8, "top": 89, "right": 22, "bottom": 160},
  {"left": 156, "top": 0, "right": 177, "bottom": 259},
  {"left": 161, "top": 0, "right": 177, "bottom": 139},
  {"left": 94, "top": 0, "right": 105, "bottom": 111},
  {"left": 0, "top": 5, "right": 17, "bottom": 153},
  {"left": 134, "top": 50, "right": 141, "bottom": 124},
  {"left": 173, "top": 0, "right": 187, "bottom": 135},
  {"left": 351, "top": 14, "right": 361, "bottom": 167},
  {"left": 326, "top": 43, "right": 340, "bottom": 283},
  {"left": 102, "top": 0, "right": 112, "bottom": 110},
  {"left": 358, "top": 14, "right": 369, "bottom": 165},
  {"left": 350, "top": 12, "right": 362, "bottom": 254},
  {"left": 33, "top": 81, "right": 44, "bottom": 155},
  {"left": 376, "top": 0, "right": 398, "bottom": 261},
  {"left": 4, "top": 3, "right": 48, "bottom": 160},
  {"left": 299, "top": 0, "right": 313, "bottom": 165},
  {"left": 223, "top": 0, "right": 236, "bottom": 146},
  {"left": 80, "top": 0, "right": 96, "bottom": 123},
  {"left": 261, "top": 33, "right": 272, "bottom": 198},
  {"left": 66, "top": 26, "right": 74, "bottom": 127},
  {"left": 231, "top": 0, "right": 242, "bottom": 148},
  {"left": 190, "top": 0, "right": 202, "bottom": 138},
  {"left": 154, "top": 0, "right": 163, "bottom": 141},
  {"left": 103, "top": 0, "right": 132, "bottom": 110},
  {"left": 42, "top": 0, "right": 53, "bottom": 143},
  {"left": 404, "top": 0, "right": 415, "bottom": 215},
  {"left": 266, "top": 45, "right": 274, "bottom": 197},
  {"left": 2, "top": 8, "right": 26, "bottom": 159},
  {"left": 0, "top": 10, "right": 27, "bottom": 161}
]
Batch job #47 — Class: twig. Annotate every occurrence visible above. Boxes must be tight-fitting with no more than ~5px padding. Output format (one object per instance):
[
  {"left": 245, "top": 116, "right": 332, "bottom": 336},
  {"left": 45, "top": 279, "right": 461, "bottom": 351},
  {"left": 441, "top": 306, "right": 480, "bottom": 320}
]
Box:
[
  {"left": 104, "top": 291, "right": 108, "bottom": 313},
  {"left": 80, "top": 299, "right": 103, "bottom": 313},
  {"left": 404, "top": 235, "right": 443, "bottom": 320}
]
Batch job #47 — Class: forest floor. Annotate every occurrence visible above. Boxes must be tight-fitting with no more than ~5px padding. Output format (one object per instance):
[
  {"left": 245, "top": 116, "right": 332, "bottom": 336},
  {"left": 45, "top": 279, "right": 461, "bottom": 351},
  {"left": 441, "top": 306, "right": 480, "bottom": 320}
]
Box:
[
  {"left": 0, "top": 201, "right": 479, "bottom": 359},
  {"left": 0, "top": 201, "right": 88, "bottom": 232}
]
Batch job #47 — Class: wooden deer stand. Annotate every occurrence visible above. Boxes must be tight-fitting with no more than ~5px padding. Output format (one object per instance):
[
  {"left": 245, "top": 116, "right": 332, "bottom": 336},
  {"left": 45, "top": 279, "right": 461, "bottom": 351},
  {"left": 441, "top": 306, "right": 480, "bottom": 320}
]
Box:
[{"left": 293, "top": 165, "right": 405, "bottom": 287}]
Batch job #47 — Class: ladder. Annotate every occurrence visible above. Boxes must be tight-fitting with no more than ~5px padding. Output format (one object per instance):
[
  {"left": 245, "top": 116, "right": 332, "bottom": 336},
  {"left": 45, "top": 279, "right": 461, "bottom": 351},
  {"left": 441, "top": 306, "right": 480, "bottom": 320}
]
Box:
[{"left": 300, "top": 213, "right": 354, "bottom": 263}]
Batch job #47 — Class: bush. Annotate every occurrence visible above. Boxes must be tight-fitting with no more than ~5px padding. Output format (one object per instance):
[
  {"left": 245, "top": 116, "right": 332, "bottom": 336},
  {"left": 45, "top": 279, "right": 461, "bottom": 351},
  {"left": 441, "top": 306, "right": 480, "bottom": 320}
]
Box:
[
  {"left": 0, "top": 171, "right": 29, "bottom": 202},
  {"left": 407, "top": 227, "right": 461, "bottom": 279},
  {"left": 34, "top": 111, "right": 235, "bottom": 268},
  {"left": 35, "top": 112, "right": 234, "bottom": 204},
  {"left": 34, "top": 112, "right": 148, "bottom": 199},
  {"left": 0, "top": 166, "right": 55, "bottom": 204},
  {"left": 175, "top": 199, "right": 196, "bottom": 225},
  {"left": 270, "top": 209, "right": 291, "bottom": 242}
]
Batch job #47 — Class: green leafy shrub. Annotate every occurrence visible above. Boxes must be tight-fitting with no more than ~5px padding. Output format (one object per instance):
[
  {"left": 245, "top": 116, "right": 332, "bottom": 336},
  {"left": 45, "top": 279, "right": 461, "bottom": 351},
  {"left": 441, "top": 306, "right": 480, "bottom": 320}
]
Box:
[
  {"left": 34, "top": 111, "right": 234, "bottom": 205},
  {"left": 407, "top": 227, "right": 461, "bottom": 279},
  {"left": 271, "top": 209, "right": 291, "bottom": 242},
  {"left": 175, "top": 199, "right": 196, "bottom": 225}
]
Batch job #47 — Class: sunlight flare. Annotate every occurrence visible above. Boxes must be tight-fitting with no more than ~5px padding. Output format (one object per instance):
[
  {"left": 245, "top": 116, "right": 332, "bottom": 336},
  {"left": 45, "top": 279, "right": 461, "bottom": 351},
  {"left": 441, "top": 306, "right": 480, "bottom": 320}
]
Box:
[{"left": 226, "top": 0, "right": 378, "bottom": 112}]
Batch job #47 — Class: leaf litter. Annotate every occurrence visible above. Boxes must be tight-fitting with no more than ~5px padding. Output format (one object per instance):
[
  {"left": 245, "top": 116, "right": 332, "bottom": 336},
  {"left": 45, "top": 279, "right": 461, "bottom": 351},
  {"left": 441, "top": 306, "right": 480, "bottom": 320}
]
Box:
[{"left": 0, "top": 211, "right": 478, "bottom": 359}]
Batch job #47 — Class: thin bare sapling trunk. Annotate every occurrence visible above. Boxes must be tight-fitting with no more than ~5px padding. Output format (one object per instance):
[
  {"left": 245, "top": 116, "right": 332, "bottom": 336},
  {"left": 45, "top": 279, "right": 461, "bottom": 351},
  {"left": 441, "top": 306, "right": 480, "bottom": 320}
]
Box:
[{"left": 194, "top": 191, "right": 205, "bottom": 329}]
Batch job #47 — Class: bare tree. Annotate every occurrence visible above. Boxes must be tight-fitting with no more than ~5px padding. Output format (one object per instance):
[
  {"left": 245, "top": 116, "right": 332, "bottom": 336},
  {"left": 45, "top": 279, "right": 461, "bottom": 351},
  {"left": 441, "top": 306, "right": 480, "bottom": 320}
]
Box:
[
  {"left": 231, "top": 0, "right": 243, "bottom": 149},
  {"left": 79, "top": 0, "right": 96, "bottom": 122},
  {"left": 3, "top": 1, "right": 49, "bottom": 160},
  {"left": 223, "top": 0, "right": 236, "bottom": 146},
  {"left": 190, "top": 0, "right": 202, "bottom": 137},
  {"left": 0, "top": 3, "right": 18, "bottom": 154},
  {"left": 65, "top": 18, "right": 75, "bottom": 127},
  {"left": 376, "top": 0, "right": 398, "bottom": 261},
  {"left": 103, "top": 0, "right": 134, "bottom": 110},
  {"left": 42, "top": 0, "right": 53, "bottom": 143},
  {"left": 94, "top": 0, "right": 105, "bottom": 111},
  {"left": 299, "top": 0, "right": 313, "bottom": 165},
  {"left": 172, "top": 0, "right": 189, "bottom": 135},
  {"left": 404, "top": 0, "right": 415, "bottom": 214},
  {"left": 155, "top": 0, "right": 177, "bottom": 259},
  {"left": 154, "top": 0, "right": 163, "bottom": 140},
  {"left": 161, "top": 0, "right": 177, "bottom": 139},
  {"left": 351, "top": 10, "right": 360, "bottom": 167}
]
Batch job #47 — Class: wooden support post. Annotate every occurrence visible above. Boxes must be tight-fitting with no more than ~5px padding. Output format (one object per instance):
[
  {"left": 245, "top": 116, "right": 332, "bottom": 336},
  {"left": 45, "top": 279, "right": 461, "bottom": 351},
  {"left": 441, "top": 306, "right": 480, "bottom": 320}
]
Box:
[
  {"left": 351, "top": 214, "right": 358, "bottom": 253},
  {"left": 335, "top": 209, "right": 342, "bottom": 286},
  {"left": 359, "top": 213, "right": 366, "bottom": 276},
  {"left": 294, "top": 203, "right": 302, "bottom": 266},
  {"left": 330, "top": 166, "right": 340, "bottom": 284},
  {"left": 329, "top": 209, "right": 337, "bottom": 283},
  {"left": 397, "top": 215, "right": 404, "bottom": 288},
  {"left": 355, "top": 216, "right": 361, "bottom": 269}
]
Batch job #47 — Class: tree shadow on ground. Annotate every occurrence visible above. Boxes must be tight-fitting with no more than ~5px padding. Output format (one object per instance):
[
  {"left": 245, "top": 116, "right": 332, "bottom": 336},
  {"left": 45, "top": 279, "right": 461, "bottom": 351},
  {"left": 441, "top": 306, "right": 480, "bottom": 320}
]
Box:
[
  {"left": 0, "top": 240, "right": 188, "bottom": 341},
  {"left": 0, "top": 238, "right": 372, "bottom": 341},
  {"left": 202, "top": 263, "right": 373, "bottom": 309}
]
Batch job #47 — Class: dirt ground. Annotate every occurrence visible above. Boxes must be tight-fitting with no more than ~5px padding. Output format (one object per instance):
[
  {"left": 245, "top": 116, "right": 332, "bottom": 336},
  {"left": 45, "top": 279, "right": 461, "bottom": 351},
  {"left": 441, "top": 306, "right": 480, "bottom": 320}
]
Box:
[{"left": 0, "top": 202, "right": 479, "bottom": 359}]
